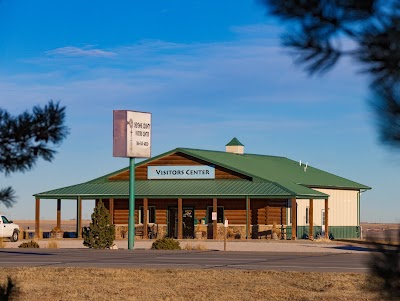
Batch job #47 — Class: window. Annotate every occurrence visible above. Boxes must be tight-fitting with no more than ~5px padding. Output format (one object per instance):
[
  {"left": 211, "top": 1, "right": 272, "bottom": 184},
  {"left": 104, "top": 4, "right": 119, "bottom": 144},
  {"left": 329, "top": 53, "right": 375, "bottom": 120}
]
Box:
[
  {"left": 207, "top": 206, "right": 224, "bottom": 223},
  {"left": 305, "top": 207, "right": 309, "bottom": 224},
  {"left": 139, "top": 206, "right": 156, "bottom": 224},
  {"left": 1, "top": 216, "right": 9, "bottom": 224}
]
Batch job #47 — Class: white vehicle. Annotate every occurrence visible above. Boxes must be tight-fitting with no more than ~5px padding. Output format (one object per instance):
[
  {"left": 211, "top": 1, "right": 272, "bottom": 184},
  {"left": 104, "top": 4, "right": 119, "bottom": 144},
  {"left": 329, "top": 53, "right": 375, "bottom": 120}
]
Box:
[{"left": 0, "top": 215, "right": 20, "bottom": 242}]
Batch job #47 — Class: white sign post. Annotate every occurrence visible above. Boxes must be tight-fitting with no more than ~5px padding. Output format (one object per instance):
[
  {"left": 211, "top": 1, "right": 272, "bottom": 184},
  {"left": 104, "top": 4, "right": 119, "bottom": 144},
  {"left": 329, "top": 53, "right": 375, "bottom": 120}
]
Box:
[
  {"left": 224, "top": 219, "right": 228, "bottom": 251},
  {"left": 113, "top": 110, "right": 152, "bottom": 250},
  {"left": 212, "top": 212, "right": 217, "bottom": 221}
]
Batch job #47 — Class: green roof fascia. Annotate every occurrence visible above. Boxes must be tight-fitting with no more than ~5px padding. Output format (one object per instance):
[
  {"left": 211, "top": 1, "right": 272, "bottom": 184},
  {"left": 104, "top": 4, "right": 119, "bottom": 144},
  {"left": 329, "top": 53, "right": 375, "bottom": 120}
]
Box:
[{"left": 306, "top": 184, "right": 371, "bottom": 191}]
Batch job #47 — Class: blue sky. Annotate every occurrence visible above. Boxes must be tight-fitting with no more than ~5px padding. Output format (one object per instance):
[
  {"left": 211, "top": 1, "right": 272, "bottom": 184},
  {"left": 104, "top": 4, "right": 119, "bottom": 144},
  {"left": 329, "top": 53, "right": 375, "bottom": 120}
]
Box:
[{"left": 0, "top": 0, "right": 398, "bottom": 222}]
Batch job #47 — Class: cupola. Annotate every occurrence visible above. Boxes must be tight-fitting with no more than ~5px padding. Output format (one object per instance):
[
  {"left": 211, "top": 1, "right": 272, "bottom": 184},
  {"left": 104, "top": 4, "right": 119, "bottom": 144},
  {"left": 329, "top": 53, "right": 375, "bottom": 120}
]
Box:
[{"left": 225, "top": 137, "right": 244, "bottom": 154}]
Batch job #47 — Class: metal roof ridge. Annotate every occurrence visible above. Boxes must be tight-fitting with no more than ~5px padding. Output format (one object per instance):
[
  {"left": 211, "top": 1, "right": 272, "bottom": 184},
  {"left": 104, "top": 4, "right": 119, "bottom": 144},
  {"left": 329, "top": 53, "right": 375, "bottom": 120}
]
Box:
[{"left": 178, "top": 147, "right": 287, "bottom": 159}]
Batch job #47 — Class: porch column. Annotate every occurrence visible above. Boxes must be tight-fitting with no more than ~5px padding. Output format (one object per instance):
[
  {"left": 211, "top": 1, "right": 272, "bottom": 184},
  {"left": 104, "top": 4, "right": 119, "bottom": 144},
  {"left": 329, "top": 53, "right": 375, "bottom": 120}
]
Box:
[
  {"left": 291, "top": 198, "right": 297, "bottom": 240},
  {"left": 178, "top": 198, "right": 183, "bottom": 239},
  {"left": 143, "top": 198, "right": 148, "bottom": 239},
  {"left": 109, "top": 198, "right": 114, "bottom": 224},
  {"left": 35, "top": 198, "right": 40, "bottom": 239},
  {"left": 76, "top": 197, "right": 82, "bottom": 238},
  {"left": 325, "top": 198, "right": 329, "bottom": 239},
  {"left": 213, "top": 198, "right": 217, "bottom": 240},
  {"left": 246, "top": 196, "right": 250, "bottom": 239},
  {"left": 56, "top": 199, "right": 61, "bottom": 229},
  {"left": 309, "top": 199, "right": 314, "bottom": 240}
]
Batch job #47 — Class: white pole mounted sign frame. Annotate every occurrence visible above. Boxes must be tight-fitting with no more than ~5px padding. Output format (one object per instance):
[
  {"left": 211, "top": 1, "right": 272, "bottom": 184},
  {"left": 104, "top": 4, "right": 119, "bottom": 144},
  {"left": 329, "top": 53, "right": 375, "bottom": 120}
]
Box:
[
  {"left": 112, "top": 110, "right": 152, "bottom": 250},
  {"left": 113, "top": 110, "right": 152, "bottom": 158}
]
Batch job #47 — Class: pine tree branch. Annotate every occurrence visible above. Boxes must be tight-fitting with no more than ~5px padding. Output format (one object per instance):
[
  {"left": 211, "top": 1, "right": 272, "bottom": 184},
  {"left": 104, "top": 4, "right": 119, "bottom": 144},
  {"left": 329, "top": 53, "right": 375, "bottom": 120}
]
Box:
[
  {"left": 0, "top": 186, "right": 16, "bottom": 208},
  {"left": 0, "top": 100, "right": 69, "bottom": 175}
]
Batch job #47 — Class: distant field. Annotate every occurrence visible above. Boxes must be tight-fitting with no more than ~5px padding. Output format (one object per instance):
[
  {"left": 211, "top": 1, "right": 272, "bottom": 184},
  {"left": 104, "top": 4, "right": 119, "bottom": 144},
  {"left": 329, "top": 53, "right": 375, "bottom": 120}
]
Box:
[
  {"left": 361, "top": 223, "right": 399, "bottom": 230},
  {"left": 14, "top": 220, "right": 91, "bottom": 232},
  {"left": 0, "top": 268, "right": 382, "bottom": 301},
  {"left": 361, "top": 223, "right": 399, "bottom": 243}
]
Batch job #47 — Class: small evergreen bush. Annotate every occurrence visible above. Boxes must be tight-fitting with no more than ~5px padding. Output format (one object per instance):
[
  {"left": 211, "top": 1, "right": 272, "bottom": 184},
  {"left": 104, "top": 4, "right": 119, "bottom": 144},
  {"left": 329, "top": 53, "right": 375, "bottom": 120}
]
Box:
[
  {"left": 0, "top": 276, "right": 19, "bottom": 300},
  {"left": 18, "top": 241, "right": 39, "bottom": 248},
  {"left": 151, "top": 237, "right": 181, "bottom": 250},
  {"left": 83, "top": 200, "right": 115, "bottom": 249}
]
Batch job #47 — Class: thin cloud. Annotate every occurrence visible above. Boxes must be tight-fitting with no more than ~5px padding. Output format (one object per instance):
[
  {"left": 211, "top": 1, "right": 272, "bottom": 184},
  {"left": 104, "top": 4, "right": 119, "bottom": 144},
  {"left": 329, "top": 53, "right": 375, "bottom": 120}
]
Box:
[
  {"left": 45, "top": 46, "right": 116, "bottom": 58},
  {"left": 229, "top": 24, "right": 282, "bottom": 37}
]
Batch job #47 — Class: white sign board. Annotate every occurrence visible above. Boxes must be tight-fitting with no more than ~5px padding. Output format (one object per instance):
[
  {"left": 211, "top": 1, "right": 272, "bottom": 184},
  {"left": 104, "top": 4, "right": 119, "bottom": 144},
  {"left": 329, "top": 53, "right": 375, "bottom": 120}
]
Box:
[
  {"left": 224, "top": 219, "right": 229, "bottom": 228},
  {"left": 212, "top": 212, "right": 217, "bottom": 221},
  {"left": 113, "top": 110, "right": 151, "bottom": 158},
  {"left": 147, "top": 165, "right": 215, "bottom": 179}
]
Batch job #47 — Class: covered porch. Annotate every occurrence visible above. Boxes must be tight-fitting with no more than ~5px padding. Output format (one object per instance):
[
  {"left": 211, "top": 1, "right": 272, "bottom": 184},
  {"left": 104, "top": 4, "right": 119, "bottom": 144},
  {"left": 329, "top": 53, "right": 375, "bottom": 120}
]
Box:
[{"left": 34, "top": 179, "right": 329, "bottom": 240}]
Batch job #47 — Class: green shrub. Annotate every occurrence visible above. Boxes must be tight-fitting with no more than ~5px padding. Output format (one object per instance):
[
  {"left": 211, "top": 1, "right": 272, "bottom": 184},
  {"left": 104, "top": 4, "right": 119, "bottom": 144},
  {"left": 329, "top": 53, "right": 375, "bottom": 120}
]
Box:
[
  {"left": 151, "top": 237, "right": 181, "bottom": 250},
  {"left": 83, "top": 200, "right": 115, "bottom": 249},
  {"left": 18, "top": 240, "right": 39, "bottom": 248}
]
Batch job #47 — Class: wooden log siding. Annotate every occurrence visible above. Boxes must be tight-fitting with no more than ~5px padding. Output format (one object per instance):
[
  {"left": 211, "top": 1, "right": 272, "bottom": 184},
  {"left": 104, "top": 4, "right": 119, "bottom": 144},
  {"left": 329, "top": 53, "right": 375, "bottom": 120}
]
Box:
[
  {"left": 195, "top": 210, "right": 206, "bottom": 223},
  {"left": 252, "top": 199, "right": 287, "bottom": 225},
  {"left": 108, "top": 152, "right": 250, "bottom": 181},
  {"left": 109, "top": 198, "right": 287, "bottom": 227}
]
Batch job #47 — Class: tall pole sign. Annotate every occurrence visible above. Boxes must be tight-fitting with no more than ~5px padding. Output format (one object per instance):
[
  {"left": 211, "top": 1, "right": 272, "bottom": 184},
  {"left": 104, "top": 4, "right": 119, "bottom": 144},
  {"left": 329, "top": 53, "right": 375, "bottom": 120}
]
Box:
[{"left": 113, "top": 110, "right": 151, "bottom": 250}]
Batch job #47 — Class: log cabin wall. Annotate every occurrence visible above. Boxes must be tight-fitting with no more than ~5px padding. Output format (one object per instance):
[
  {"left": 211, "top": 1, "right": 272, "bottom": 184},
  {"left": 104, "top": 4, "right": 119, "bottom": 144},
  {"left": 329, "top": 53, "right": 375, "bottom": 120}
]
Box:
[
  {"left": 108, "top": 152, "right": 250, "bottom": 181},
  {"left": 106, "top": 198, "right": 287, "bottom": 226},
  {"left": 113, "top": 199, "right": 129, "bottom": 224},
  {"left": 251, "top": 199, "right": 287, "bottom": 225},
  {"left": 217, "top": 199, "right": 248, "bottom": 224}
]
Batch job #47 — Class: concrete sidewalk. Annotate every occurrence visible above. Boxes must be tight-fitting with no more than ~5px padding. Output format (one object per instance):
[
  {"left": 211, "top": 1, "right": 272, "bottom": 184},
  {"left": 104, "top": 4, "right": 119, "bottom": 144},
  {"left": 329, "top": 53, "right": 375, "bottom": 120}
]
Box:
[{"left": 3, "top": 239, "right": 370, "bottom": 253}]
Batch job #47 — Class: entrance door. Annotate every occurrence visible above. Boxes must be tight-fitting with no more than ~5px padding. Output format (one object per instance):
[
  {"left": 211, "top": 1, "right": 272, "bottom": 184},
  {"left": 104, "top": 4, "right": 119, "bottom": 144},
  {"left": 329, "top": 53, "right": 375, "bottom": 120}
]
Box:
[
  {"left": 321, "top": 209, "right": 325, "bottom": 236},
  {"left": 168, "top": 207, "right": 194, "bottom": 238},
  {"left": 182, "top": 208, "right": 194, "bottom": 238}
]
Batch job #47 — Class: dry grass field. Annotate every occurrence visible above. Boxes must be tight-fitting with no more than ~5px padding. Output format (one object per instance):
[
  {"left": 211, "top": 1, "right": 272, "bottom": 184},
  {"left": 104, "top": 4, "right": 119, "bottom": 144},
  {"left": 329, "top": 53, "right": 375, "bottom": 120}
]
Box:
[
  {"left": 0, "top": 268, "right": 382, "bottom": 301},
  {"left": 14, "top": 220, "right": 91, "bottom": 232},
  {"left": 1, "top": 221, "right": 395, "bottom": 300},
  {"left": 361, "top": 223, "right": 400, "bottom": 243}
]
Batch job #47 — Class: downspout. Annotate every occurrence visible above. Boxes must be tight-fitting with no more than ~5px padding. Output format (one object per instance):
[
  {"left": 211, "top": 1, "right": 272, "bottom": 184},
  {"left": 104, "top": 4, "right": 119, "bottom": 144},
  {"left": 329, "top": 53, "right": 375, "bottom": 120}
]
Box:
[
  {"left": 358, "top": 189, "right": 368, "bottom": 239},
  {"left": 357, "top": 191, "right": 360, "bottom": 227}
]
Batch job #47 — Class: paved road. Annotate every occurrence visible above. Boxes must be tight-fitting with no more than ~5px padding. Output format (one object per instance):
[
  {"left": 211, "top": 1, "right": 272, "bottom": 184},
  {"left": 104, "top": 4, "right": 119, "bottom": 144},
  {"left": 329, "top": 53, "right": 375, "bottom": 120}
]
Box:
[{"left": 0, "top": 249, "right": 371, "bottom": 273}]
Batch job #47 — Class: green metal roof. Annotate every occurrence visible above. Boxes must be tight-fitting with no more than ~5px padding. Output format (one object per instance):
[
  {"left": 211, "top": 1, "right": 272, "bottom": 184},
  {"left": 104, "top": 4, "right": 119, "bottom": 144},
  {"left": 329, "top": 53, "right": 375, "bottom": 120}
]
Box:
[
  {"left": 34, "top": 179, "right": 328, "bottom": 199},
  {"left": 226, "top": 137, "right": 244, "bottom": 146},
  {"left": 174, "top": 148, "right": 371, "bottom": 191},
  {"left": 34, "top": 146, "right": 369, "bottom": 199}
]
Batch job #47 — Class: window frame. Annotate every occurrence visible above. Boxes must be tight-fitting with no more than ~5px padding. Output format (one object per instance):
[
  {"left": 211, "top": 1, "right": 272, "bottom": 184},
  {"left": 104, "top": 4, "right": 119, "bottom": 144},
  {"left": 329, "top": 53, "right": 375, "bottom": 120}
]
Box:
[
  {"left": 305, "top": 207, "right": 309, "bottom": 225},
  {"left": 138, "top": 206, "right": 156, "bottom": 224}
]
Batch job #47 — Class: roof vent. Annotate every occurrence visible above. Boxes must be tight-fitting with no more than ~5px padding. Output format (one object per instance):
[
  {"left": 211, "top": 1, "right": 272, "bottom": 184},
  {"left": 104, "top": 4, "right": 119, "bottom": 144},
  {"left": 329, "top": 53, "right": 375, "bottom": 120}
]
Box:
[{"left": 225, "top": 137, "right": 244, "bottom": 154}]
